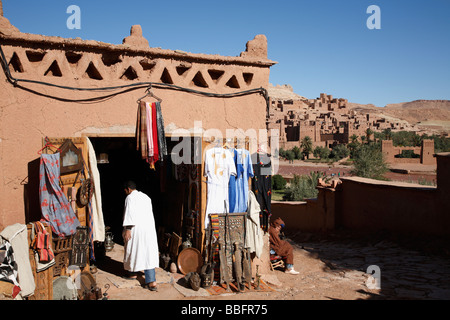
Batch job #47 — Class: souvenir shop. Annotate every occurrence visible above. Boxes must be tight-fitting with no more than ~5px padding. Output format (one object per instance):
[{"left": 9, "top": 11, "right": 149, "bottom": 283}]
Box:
[{"left": 0, "top": 96, "right": 273, "bottom": 299}]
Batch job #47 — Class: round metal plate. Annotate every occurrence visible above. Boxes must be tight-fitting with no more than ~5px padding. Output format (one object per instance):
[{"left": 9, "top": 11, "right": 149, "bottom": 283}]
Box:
[{"left": 177, "top": 247, "right": 203, "bottom": 275}]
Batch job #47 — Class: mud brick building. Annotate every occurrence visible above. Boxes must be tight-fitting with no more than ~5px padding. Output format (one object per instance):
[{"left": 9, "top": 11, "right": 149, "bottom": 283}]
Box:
[
  {"left": 0, "top": 7, "right": 276, "bottom": 270},
  {"left": 268, "top": 89, "right": 417, "bottom": 151}
]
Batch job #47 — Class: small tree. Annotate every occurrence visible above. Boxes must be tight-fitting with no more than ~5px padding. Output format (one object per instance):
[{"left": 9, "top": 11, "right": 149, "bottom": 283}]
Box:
[
  {"left": 352, "top": 143, "right": 388, "bottom": 180},
  {"left": 331, "top": 144, "right": 350, "bottom": 160},
  {"left": 272, "top": 174, "right": 287, "bottom": 190},
  {"left": 300, "top": 136, "right": 313, "bottom": 159},
  {"left": 366, "top": 128, "right": 374, "bottom": 143},
  {"left": 292, "top": 146, "right": 302, "bottom": 160},
  {"left": 284, "top": 172, "right": 330, "bottom": 201},
  {"left": 313, "top": 146, "right": 330, "bottom": 160},
  {"left": 285, "top": 150, "right": 295, "bottom": 162},
  {"left": 347, "top": 134, "right": 360, "bottom": 158},
  {"left": 382, "top": 128, "right": 392, "bottom": 140}
]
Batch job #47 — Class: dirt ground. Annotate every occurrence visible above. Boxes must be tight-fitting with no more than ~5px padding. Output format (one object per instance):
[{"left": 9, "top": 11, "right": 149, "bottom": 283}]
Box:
[{"left": 92, "top": 230, "right": 450, "bottom": 302}]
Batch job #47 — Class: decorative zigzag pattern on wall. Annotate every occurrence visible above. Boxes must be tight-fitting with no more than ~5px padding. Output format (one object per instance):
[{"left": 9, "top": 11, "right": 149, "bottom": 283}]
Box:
[{"left": 3, "top": 46, "right": 258, "bottom": 91}]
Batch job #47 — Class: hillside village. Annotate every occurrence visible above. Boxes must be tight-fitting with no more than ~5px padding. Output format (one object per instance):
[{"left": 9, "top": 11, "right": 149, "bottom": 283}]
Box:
[{"left": 267, "top": 84, "right": 450, "bottom": 151}]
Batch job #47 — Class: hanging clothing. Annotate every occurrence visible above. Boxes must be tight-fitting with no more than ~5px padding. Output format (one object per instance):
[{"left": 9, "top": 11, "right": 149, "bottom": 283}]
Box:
[
  {"left": 150, "top": 102, "right": 159, "bottom": 164},
  {"left": 155, "top": 101, "right": 168, "bottom": 161},
  {"left": 86, "top": 138, "right": 105, "bottom": 243},
  {"left": 245, "top": 191, "right": 263, "bottom": 258},
  {"left": 228, "top": 150, "right": 241, "bottom": 214},
  {"left": 39, "top": 153, "right": 80, "bottom": 237},
  {"left": 136, "top": 101, "right": 168, "bottom": 169},
  {"left": 145, "top": 102, "right": 154, "bottom": 158},
  {"left": 136, "top": 101, "right": 149, "bottom": 160},
  {"left": 0, "top": 223, "right": 35, "bottom": 299},
  {"left": 204, "top": 147, "right": 237, "bottom": 228},
  {"left": 229, "top": 149, "right": 254, "bottom": 213},
  {"left": 0, "top": 241, "right": 19, "bottom": 287},
  {"left": 122, "top": 190, "right": 159, "bottom": 272},
  {"left": 251, "top": 152, "right": 272, "bottom": 232}
]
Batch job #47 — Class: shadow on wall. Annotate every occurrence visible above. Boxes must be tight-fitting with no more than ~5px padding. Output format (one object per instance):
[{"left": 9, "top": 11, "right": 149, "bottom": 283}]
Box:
[{"left": 24, "top": 158, "right": 42, "bottom": 224}]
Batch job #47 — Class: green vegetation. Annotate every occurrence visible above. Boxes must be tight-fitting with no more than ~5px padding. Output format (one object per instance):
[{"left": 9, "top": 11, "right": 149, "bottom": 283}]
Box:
[
  {"left": 351, "top": 143, "right": 388, "bottom": 180},
  {"left": 283, "top": 171, "right": 330, "bottom": 201},
  {"left": 276, "top": 131, "right": 449, "bottom": 189},
  {"left": 313, "top": 146, "right": 330, "bottom": 160},
  {"left": 281, "top": 143, "right": 350, "bottom": 163},
  {"left": 373, "top": 130, "right": 450, "bottom": 153},
  {"left": 395, "top": 150, "right": 420, "bottom": 158},
  {"left": 300, "top": 136, "right": 313, "bottom": 159},
  {"left": 330, "top": 144, "right": 350, "bottom": 160},
  {"left": 272, "top": 174, "right": 287, "bottom": 190}
]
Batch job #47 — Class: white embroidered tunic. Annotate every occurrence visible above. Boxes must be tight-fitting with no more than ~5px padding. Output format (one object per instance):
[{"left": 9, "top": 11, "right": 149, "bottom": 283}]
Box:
[{"left": 204, "top": 147, "right": 237, "bottom": 228}]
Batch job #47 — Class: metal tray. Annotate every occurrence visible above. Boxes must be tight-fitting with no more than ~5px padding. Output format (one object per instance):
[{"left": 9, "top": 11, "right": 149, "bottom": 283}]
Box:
[{"left": 177, "top": 247, "right": 203, "bottom": 275}]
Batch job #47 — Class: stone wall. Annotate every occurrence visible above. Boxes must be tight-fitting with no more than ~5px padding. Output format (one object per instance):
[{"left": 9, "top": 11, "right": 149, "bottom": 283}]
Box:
[{"left": 271, "top": 187, "right": 336, "bottom": 233}]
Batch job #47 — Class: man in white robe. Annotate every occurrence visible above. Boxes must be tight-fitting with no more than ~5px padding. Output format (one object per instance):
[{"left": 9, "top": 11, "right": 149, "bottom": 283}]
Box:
[{"left": 122, "top": 181, "right": 159, "bottom": 291}]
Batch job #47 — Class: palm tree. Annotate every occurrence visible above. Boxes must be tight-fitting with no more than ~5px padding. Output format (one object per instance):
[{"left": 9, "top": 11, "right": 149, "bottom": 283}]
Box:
[
  {"left": 348, "top": 134, "right": 360, "bottom": 157},
  {"left": 300, "top": 136, "right": 313, "bottom": 159},
  {"left": 382, "top": 128, "right": 392, "bottom": 140},
  {"left": 366, "top": 128, "right": 374, "bottom": 143}
]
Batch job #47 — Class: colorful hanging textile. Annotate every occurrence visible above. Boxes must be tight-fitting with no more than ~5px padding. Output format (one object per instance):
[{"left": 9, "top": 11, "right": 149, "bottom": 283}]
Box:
[
  {"left": 155, "top": 101, "right": 168, "bottom": 160},
  {"left": 39, "top": 153, "right": 80, "bottom": 237},
  {"left": 251, "top": 152, "right": 272, "bottom": 232},
  {"left": 136, "top": 101, "right": 149, "bottom": 160},
  {"left": 31, "top": 222, "right": 54, "bottom": 263},
  {"left": 136, "top": 101, "right": 168, "bottom": 169},
  {"left": 228, "top": 148, "right": 253, "bottom": 213}
]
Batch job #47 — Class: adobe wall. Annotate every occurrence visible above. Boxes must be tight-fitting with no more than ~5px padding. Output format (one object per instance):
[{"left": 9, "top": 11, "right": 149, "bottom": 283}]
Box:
[
  {"left": 0, "top": 17, "right": 276, "bottom": 229},
  {"left": 436, "top": 153, "right": 450, "bottom": 197},
  {"left": 381, "top": 139, "right": 436, "bottom": 165},
  {"left": 336, "top": 177, "right": 448, "bottom": 236},
  {"left": 271, "top": 188, "right": 336, "bottom": 233},
  {"left": 273, "top": 153, "right": 449, "bottom": 238}
]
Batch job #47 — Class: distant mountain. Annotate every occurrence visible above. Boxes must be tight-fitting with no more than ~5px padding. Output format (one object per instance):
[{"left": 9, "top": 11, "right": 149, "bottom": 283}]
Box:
[
  {"left": 383, "top": 100, "right": 450, "bottom": 133},
  {"left": 268, "top": 84, "right": 308, "bottom": 101},
  {"left": 348, "top": 100, "right": 450, "bottom": 133}
]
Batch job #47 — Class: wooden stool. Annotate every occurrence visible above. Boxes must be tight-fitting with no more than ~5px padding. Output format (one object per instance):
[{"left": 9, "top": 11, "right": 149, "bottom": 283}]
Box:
[{"left": 270, "top": 255, "right": 285, "bottom": 271}]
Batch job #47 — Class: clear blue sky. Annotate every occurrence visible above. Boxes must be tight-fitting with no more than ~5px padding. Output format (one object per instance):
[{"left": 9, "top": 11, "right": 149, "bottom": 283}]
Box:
[{"left": 3, "top": 0, "right": 450, "bottom": 107}]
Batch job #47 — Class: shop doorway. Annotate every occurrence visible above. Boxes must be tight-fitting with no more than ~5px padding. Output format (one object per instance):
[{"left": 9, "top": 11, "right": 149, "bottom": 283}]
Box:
[
  {"left": 89, "top": 137, "right": 164, "bottom": 247},
  {"left": 88, "top": 136, "right": 201, "bottom": 255}
]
